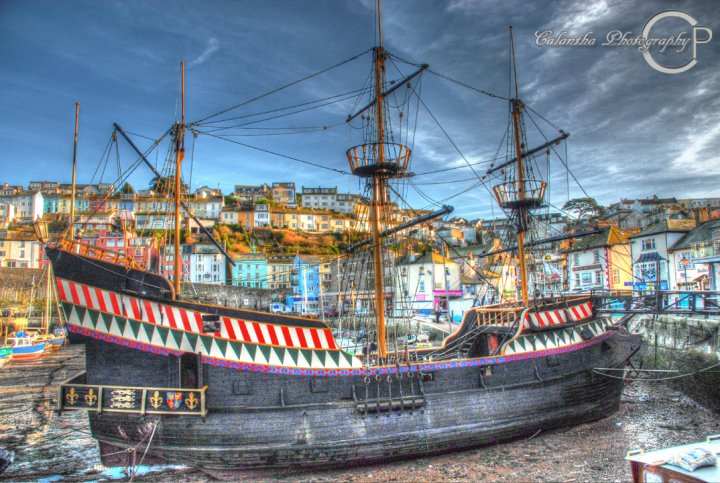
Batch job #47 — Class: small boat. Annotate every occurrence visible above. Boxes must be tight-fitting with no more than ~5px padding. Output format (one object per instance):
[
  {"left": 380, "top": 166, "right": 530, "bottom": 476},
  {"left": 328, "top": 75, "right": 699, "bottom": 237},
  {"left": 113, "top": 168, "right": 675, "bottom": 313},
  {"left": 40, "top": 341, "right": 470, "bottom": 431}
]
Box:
[
  {"left": 5, "top": 334, "right": 47, "bottom": 361},
  {"left": 35, "top": 333, "right": 65, "bottom": 351},
  {"left": 0, "top": 347, "right": 12, "bottom": 369}
]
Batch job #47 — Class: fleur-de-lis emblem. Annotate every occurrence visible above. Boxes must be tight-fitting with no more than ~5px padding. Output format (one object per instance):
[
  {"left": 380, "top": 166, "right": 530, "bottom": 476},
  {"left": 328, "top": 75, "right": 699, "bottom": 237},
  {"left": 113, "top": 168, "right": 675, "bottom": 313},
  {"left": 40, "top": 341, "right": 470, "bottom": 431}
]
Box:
[
  {"left": 85, "top": 388, "right": 97, "bottom": 406},
  {"left": 65, "top": 387, "right": 79, "bottom": 406},
  {"left": 185, "top": 392, "right": 198, "bottom": 410},
  {"left": 149, "top": 390, "right": 163, "bottom": 409}
]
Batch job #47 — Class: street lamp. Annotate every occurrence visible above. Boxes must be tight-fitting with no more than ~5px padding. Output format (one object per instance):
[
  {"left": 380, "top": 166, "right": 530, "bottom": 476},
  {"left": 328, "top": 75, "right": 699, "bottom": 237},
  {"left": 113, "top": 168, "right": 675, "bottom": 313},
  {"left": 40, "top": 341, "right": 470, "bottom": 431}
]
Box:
[{"left": 32, "top": 218, "right": 49, "bottom": 243}]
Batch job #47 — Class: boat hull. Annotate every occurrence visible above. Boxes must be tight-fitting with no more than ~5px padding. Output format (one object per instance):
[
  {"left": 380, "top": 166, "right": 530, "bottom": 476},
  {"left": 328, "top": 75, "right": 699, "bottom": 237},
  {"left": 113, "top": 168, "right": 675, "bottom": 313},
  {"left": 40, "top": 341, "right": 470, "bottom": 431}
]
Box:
[
  {"left": 74, "top": 328, "right": 638, "bottom": 471},
  {"left": 10, "top": 343, "right": 47, "bottom": 360},
  {"left": 46, "top": 336, "right": 65, "bottom": 350},
  {"left": 47, "top": 245, "right": 641, "bottom": 471}
]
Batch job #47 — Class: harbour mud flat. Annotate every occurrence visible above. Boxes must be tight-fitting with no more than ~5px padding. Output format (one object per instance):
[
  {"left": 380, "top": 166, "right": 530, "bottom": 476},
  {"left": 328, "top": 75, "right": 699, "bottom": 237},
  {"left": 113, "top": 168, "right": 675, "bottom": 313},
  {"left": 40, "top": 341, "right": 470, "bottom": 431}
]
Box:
[{"left": 0, "top": 345, "right": 717, "bottom": 482}]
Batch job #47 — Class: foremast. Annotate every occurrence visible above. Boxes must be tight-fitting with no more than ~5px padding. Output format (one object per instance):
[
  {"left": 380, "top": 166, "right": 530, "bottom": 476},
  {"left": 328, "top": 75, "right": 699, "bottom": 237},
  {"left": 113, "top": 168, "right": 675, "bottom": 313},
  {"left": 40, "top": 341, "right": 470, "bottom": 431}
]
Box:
[
  {"left": 492, "top": 28, "right": 546, "bottom": 306},
  {"left": 346, "top": 0, "right": 411, "bottom": 359}
]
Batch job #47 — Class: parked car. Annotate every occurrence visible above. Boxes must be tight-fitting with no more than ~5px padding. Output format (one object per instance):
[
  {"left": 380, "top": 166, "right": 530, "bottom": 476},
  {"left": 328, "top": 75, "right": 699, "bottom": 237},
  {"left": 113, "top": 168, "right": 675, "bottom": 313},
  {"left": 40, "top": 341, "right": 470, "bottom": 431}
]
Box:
[{"left": 269, "top": 303, "right": 292, "bottom": 314}]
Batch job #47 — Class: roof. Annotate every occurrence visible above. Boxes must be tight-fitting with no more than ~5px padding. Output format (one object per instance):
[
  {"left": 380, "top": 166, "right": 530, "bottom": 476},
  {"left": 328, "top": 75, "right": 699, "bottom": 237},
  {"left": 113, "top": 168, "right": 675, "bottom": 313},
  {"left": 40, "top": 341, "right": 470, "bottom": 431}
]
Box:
[
  {"left": 0, "top": 230, "right": 37, "bottom": 241},
  {"left": 395, "top": 251, "right": 454, "bottom": 266},
  {"left": 233, "top": 253, "right": 268, "bottom": 262},
  {"left": 638, "top": 197, "right": 677, "bottom": 205},
  {"left": 636, "top": 252, "right": 665, "bottom": 263},
  {"left": 630, "top": 219, "right": 696, "bottom": 238},
  {"left": 565, "top": 226, "right": 634, "bottom": 252},
  {"left": 670, "top": 219, "right": 720, "bottom": 250}
]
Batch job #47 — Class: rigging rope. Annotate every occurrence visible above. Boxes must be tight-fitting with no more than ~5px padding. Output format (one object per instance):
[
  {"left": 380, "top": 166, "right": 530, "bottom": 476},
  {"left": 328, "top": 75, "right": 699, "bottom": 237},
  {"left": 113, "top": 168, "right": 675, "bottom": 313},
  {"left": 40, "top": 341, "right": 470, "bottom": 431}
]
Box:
[
  {"left": 195, "top": 130, "right": 351, "bottom": 175},
  {"left": 190, "top": 48, "right": 373, "bottom": 125},
  {"left": 427, "top": 69, "right": 510, "bottom": 101}
]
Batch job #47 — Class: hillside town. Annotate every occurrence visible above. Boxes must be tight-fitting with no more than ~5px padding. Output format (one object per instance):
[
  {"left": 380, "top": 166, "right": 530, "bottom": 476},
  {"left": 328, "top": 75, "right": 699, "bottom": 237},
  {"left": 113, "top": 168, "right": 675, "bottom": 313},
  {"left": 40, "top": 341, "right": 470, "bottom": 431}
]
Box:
[{"left": 1, "top": 180, "right": 719, "bottom": 317}]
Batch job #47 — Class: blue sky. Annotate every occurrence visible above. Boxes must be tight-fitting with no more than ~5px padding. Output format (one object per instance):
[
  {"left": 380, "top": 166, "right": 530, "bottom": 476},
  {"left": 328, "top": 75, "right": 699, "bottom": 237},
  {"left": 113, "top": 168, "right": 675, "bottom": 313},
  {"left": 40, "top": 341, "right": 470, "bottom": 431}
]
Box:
[{"left": 1, "top": 0, "right": 718, "bottom": 219}]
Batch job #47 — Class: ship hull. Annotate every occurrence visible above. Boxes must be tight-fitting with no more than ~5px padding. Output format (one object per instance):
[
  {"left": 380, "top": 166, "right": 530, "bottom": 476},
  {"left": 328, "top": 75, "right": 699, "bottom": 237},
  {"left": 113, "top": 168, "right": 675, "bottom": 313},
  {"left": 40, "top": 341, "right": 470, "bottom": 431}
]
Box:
[
  {"left": 47, "top": 245, "right": 641, "bottom": 471},
  {"left": 76, "top": 328, "right": 637, "bottom": 471}
]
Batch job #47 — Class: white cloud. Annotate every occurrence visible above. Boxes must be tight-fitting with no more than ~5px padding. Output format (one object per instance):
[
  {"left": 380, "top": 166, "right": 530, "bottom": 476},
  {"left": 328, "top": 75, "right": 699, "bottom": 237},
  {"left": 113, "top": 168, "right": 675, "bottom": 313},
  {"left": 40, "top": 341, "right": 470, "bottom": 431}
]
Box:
[
  {"left": 188, "top": 38, "right": 219, "bottom": 67},
  {"left": 672, "top": 121, "right": 720, "bottom": 174}
]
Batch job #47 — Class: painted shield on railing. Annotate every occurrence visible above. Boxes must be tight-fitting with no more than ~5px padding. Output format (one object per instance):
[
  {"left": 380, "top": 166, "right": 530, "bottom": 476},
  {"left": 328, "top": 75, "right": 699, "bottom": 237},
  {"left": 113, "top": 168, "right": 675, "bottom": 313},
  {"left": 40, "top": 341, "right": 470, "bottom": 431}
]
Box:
[{"left": 166, "top": 391, "right": 183, "bottom": 410}]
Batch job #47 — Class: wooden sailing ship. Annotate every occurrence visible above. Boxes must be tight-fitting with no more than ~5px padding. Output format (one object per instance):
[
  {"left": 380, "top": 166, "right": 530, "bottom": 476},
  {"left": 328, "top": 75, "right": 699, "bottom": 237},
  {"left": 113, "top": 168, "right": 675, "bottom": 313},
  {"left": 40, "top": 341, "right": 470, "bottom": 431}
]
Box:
[{"left": 43, "top": 5, "right": 641, "bottom": 472}]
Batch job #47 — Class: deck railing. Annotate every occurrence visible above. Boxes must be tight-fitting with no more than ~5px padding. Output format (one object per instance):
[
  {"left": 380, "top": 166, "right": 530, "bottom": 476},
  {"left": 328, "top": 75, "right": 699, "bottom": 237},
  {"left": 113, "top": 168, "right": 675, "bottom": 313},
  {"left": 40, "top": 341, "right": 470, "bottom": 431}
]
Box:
[
  {"left": 57, "top": 239, "right": 141, "bottom": 270},
  {"left": 474, "top": 304, "right": 526, "bottom": 327},
  {"left": 58, "top": 371, "right": 207, "bottom": 417}
]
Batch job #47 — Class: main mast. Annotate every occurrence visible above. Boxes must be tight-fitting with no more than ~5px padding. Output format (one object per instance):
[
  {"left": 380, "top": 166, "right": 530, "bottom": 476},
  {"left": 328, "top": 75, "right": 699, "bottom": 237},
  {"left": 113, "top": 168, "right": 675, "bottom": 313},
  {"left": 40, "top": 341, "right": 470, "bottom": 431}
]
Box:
[
  {"left": 346, "top": 0, "right": 411, "bottom": 359},
  {"left": 173, "top": 60, "right": 186, "bottom": 295},
  {"left": 492, "top": 27, "right": 546, "bottom": 306}
]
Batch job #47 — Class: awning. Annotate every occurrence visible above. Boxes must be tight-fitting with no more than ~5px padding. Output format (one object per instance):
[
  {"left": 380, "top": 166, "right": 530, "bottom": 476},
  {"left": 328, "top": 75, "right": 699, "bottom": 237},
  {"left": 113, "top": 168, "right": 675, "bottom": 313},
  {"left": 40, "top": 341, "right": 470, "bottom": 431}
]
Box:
[{"left": 635, "top": 252, "right": 665, "bottom": 263}]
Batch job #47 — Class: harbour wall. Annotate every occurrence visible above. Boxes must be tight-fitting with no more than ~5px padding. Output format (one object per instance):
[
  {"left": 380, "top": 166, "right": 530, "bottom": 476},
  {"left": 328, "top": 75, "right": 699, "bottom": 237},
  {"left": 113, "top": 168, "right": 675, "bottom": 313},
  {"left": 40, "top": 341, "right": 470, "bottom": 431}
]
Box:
[
  {"left": 628, "top": 314, "right": 720, "bottom": 413},
  {"left": 180, "top": 282, "right": 274, "bottom": 310},
  {"left": 0, "top": 267, "right": 48, "bottom": 311}
]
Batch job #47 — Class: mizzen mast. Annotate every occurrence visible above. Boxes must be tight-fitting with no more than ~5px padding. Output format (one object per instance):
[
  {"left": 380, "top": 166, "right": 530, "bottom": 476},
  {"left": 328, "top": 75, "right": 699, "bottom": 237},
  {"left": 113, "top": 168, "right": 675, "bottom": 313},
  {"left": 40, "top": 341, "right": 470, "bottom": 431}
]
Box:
[
  {"left": 492, "top": 27, "right": 546, "bottom": 305},
  {"left": 346, "top": 0, "right": 411, "bottom": 359}
]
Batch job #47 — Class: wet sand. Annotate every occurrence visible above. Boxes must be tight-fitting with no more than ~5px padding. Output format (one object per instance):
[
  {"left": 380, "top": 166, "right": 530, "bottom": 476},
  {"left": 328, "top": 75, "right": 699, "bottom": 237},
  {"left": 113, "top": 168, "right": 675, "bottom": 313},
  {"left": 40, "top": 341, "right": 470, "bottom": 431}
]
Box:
[{"left": 0, "top": 344, "right": 717, "bottom": 482}]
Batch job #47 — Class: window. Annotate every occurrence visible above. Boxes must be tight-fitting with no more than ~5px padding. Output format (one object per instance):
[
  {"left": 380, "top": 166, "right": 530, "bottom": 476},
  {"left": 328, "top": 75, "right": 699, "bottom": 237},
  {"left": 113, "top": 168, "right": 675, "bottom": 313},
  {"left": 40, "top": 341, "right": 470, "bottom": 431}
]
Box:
[
  {"left": 419, "top": 280, "right": 426, "bottom": 292},
  {"left": 595, "top": 271, "right": 602, "bottom": 285},
  {"left": 641, "top": 238, "right": 656, "bottom": 250},
  {"left": 593, "top": 250, "right": 600, "bottom": 263},
  {"left": 573, "top": 253, "right": 579, "bottom": 265},
  {"left": 613, "top": 269, "right": 620, "bottom": 284}
]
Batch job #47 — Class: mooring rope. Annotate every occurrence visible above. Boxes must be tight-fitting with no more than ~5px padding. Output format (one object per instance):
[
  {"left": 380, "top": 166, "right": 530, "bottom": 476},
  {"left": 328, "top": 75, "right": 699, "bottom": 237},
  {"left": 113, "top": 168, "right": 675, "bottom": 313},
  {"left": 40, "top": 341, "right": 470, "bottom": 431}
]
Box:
[
  {"left": 593, "top": 360, "right": 720, "bottom": 381},
  {"left": 128, "top": 418, "right": 160, "bottom": 482}
]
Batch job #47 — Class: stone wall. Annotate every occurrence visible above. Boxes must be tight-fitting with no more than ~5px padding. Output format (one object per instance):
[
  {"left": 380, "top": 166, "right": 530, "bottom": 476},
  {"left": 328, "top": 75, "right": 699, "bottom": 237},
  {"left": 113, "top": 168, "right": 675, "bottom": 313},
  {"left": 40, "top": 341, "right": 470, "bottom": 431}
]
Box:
[
  {"left": 629, "top": 314, "right": 720, "bottom": 413},
  {"left": 179, "top": 282, "right": 277, "bottom": 311},
  {"left": 0, "top": 267, "right": 48, "bottom": 309},
  {"left": 629, "top": 314, "right": 720, "bottom": 355}
]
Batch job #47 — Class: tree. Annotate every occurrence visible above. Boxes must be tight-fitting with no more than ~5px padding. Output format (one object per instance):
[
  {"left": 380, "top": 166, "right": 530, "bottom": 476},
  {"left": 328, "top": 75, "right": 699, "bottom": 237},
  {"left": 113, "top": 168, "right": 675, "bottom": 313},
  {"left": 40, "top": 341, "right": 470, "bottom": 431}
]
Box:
[
  {"left": 562, "top": 197, "right": 605, "bottom": 220},
  {"left": 119, "top": 182, "right": 135, "bottom": 194},
  {"left": 149, "top": 175, "right": 188, "bottom": 195}
]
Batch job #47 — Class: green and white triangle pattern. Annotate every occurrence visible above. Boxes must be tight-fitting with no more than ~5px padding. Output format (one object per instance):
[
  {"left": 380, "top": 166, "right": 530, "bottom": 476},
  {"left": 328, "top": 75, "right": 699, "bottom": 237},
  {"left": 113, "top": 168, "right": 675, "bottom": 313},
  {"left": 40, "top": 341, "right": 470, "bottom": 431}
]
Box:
[
  {"left": 267, "top": 347, "right": 284, "bottom": 366},
  {"left": 66, "top": 304, "right": 361, "bottom": 370},
  {"left": 505, "top": 320, "right": 608, "bottom": 355}
]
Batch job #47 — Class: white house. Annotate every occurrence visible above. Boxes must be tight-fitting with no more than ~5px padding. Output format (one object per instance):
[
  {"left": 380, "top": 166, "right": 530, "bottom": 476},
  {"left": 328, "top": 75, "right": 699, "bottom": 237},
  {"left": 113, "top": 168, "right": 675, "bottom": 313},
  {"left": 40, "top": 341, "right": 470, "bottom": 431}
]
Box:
[
  {"left": 394, "top": 252, "right": 461, "bottom": 316},
  {"left": 0, "top": 230, "right": 44, "bottom": 268},
  {"left": 668, "top": 219, "right": 719, "bottom": 290},
  {"left": 629, "top": 219, "right": 695, "bottom": 291},
  {"left": 190, "top": 244, "right": 226, "bottom": 284},
  {"left": 565, "top": 227, "right": 635, "bottom": 292}
]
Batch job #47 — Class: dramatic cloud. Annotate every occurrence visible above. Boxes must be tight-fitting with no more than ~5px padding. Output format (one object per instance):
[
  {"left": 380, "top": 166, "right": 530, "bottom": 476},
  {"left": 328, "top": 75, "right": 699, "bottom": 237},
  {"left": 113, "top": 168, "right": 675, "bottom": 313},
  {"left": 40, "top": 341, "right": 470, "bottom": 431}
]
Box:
[{"left": 0, "top": 0, "right": 717, "bottom": 220}]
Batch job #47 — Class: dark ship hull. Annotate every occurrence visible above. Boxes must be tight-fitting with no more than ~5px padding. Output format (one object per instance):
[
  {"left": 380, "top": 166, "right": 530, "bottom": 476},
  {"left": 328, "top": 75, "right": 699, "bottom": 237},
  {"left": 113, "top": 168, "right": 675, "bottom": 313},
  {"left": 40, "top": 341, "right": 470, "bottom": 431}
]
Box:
[{"left": 49, "top": 245, "right": 641, "bottom": 471}]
